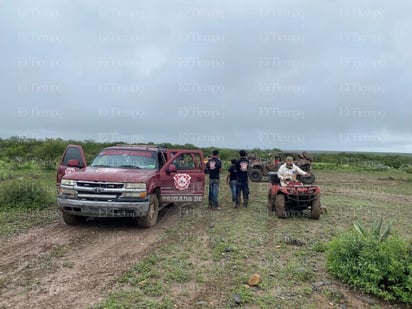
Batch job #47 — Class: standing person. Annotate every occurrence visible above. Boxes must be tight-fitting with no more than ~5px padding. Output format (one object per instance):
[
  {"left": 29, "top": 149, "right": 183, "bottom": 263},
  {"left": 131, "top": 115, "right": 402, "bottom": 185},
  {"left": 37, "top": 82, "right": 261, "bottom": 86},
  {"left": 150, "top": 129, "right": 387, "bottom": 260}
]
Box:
[
  {"left": 235, "top": 150, "right": 250, "bottom": 208},
  {"left": 206, "top": 150, "right": 222, "bottom": 210},
  {"left": 226, "top": 159, "right": 238, "bottom": 203},
  {"left": 277, "top": 156, "right": 309, "bottom": 186}
]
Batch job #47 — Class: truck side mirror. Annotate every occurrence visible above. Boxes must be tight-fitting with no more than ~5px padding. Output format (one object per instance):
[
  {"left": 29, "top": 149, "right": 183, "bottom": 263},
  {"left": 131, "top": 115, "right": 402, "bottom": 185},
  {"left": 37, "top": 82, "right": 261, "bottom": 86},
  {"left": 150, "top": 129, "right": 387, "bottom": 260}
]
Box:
[{"left": 67, "top": 159, "right": 80, "bottom": 167}]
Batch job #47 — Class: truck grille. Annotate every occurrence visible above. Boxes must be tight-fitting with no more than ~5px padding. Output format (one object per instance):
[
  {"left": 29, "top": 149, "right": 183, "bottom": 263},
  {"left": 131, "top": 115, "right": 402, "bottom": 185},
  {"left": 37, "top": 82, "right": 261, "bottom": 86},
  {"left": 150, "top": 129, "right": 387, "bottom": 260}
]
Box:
[
  {"left": 75, "top": 181, "right": 124, "bottom": 200},
  {"left": 77, "top": 182, "right": 123, "bottom": 189}
]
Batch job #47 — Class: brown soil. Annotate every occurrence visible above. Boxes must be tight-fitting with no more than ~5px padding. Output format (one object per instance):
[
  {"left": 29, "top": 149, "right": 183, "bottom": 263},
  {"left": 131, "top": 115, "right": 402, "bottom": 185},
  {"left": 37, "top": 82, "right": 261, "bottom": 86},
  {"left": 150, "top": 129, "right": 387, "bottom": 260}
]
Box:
[{"left": 0, "top": 209, "right": 178, "bottom": 309}]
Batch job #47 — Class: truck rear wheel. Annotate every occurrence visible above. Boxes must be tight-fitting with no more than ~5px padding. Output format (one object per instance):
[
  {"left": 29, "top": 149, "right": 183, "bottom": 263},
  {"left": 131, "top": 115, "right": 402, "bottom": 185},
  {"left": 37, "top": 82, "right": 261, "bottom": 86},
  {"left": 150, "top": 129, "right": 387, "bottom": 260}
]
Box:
[
  {"left": 275, "top": 194, "right": 287, "bottom": 218},
  {"left": 311, "top": 196, "right": 321, "bottom": 219},
  {"left": 138, "top": 194, "right": 159, "bottom": 228},
  {"left": 249, "top": 169, "right": 263, "bottom": 182},
  {"left": 62, "top": 213, "right": 85, "bottom": 225}
]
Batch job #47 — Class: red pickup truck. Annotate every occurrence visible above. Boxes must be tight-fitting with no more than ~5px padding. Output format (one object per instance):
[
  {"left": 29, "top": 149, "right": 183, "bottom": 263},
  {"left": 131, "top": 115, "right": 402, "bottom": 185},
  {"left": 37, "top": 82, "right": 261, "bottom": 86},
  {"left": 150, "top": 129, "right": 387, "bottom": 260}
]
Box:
[{"left": 56, "top": 144, "right": 205, "bottom": 227}]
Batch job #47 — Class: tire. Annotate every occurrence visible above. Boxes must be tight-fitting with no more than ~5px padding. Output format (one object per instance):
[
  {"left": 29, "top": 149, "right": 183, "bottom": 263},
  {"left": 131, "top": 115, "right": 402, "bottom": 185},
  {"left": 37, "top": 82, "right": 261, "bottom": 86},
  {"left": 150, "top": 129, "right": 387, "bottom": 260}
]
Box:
[
  {"left": 138, "top": 194, "right": 159, "bottom": 228},
  {"left": 275, "top": 194, "right": 287, "bottom": 218},
  {"left": 297, "top": 173, "right": 316, "bottom": 184},
  {"left": 311, "top": 196, "right": 321, "bottom": 219},
  {"left": 302, "top": 151, "right": 313, "bottom": 162},
  {"left": 62, "top": 213, "right": 85, "bottom": 225},
  {"left": 267, "top": 190, "right": 276, "bottom": 214},
  {"left": 249, "top": 169, "right": 263, "bottom": 182}
]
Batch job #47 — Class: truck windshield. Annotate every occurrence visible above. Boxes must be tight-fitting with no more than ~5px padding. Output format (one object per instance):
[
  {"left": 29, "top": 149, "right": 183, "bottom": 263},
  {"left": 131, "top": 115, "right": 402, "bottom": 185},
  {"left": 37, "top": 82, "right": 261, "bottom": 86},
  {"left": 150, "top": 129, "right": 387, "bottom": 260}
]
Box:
[{"left": 90, "top": 150, "right": 157, "bottom": 170}]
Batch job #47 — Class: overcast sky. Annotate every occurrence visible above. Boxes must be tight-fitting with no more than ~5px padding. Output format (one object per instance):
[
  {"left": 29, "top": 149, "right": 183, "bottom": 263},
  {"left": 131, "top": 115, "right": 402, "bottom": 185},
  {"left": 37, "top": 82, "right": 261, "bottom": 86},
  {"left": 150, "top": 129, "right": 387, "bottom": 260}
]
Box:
[{"left": 1, "top": 0, "right": 412, "bottom": 153}]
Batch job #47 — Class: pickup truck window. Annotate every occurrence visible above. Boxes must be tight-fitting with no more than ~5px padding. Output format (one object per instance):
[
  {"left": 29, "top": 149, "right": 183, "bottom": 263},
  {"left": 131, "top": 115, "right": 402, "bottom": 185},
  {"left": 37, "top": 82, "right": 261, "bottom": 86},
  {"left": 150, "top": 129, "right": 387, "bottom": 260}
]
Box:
[
  {"left": 193, "top": 153, "right": 202, "bottom": 169},
  {"left": 172, "top": 153, "right": 202, "bottom": 171},
  {"left": 90, "top": 151, "right": 157, "bottom": 169},
  {"left": 158, "top": 152, "right": 167, "bottom": 169},
  {"left": 62, "top": 147, "right": 85, "bottom": 167}
]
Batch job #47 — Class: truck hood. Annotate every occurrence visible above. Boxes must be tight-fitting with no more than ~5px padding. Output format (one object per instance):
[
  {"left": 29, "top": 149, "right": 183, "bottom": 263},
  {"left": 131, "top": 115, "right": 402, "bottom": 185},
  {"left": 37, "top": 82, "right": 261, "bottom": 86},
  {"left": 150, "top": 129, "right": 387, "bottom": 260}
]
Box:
[{"left": 62, "top": 167, "right": 158, "bottom": 183}]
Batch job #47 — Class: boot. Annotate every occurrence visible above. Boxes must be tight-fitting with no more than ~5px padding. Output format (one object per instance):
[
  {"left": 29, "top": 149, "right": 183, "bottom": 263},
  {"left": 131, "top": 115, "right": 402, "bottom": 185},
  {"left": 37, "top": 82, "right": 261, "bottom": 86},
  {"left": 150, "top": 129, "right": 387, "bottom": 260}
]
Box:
[{"left": 243, "top": 199, "right": 248, "bottom": 208}]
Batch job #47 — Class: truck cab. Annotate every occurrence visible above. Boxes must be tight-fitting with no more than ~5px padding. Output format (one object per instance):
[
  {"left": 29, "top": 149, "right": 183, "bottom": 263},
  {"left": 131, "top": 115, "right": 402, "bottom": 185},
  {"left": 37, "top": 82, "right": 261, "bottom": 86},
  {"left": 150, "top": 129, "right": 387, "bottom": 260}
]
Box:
[{"left": 57, "top": 144, "right": 205, "bottom": 227}]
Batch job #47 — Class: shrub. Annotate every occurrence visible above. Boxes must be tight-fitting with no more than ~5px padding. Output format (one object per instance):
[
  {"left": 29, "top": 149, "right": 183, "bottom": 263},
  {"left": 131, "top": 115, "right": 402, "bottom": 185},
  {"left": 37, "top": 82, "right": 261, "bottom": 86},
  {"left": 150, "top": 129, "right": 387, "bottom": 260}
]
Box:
[
  {"left": 400, "top": 165, "right": 412, "bottom": 174},
  {"left": 0, "top": 180, "right": 53, "bottom": 210},
  {"left": 0, "top": 160, "right": 13, "bottom": 180},
  {"left": 326, "top": 222, "right": 412, "bottom": 304}
]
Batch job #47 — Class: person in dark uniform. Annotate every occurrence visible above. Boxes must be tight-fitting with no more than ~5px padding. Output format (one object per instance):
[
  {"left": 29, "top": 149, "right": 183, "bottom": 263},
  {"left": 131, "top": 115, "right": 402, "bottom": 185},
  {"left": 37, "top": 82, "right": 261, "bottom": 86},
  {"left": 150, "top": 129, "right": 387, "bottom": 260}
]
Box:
[
  {"left": 226, "top": 159, "right": 238, "bottom": 203},
  {"left": 235, "top": 150, "right": 250, "bottom": 208},
  {"left": 206, "top": 150, "right": 222, "bottom": 209}
]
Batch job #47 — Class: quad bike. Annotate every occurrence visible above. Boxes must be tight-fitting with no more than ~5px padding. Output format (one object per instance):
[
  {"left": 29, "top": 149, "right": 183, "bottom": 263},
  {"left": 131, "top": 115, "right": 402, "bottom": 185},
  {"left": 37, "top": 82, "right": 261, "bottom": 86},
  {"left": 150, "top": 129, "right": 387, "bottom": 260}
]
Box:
[
  {"left": 267, "top": 172, "right": 321, "bottom": 219},
  {"left": 248, "top": 151, "right": 315, "bottom": 184}
]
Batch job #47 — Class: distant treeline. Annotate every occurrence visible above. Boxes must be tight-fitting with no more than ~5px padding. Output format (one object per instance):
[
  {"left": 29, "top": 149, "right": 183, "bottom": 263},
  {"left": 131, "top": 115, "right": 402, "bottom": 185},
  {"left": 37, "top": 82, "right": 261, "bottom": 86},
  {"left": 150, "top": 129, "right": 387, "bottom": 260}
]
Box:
[{"left": 0, "top": 137, "right": 411, "bottom": 171}]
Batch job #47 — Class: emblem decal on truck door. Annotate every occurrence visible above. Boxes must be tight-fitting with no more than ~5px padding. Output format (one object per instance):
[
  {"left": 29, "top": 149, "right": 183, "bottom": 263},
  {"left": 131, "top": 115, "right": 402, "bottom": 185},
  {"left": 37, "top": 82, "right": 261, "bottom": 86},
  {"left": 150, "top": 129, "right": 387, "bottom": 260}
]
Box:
[{"left": 173, "top": 173, "right": 191, "bottom": 190}]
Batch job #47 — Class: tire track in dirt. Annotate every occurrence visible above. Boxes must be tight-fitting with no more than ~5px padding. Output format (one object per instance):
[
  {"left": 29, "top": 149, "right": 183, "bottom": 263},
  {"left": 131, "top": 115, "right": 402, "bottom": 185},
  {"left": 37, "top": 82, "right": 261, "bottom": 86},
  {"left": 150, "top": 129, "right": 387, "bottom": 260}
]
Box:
[
  {"left": 0, "top": 223, "right": 74, "bottom": 272},
  {"left": 0, "top": 208, "right": 180, "bottom": 309}
]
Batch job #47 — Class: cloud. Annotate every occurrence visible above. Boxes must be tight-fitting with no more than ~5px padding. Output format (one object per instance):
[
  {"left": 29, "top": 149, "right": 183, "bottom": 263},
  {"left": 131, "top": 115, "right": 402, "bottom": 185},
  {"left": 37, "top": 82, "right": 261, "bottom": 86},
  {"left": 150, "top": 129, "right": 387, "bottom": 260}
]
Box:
[{"left": 1, "top": 0, "right": 412, "bottom": 153}]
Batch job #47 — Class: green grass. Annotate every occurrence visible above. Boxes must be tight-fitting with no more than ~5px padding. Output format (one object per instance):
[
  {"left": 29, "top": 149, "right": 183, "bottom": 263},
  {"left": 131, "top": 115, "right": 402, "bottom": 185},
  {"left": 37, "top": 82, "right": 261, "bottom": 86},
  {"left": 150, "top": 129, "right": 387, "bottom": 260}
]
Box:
[
  {"left": 93, "top": 169, "right": 412, "bottom": 308},
  {"left": 0, "top": 170, "right": 59, "bottom": 237},
  {"left": 94, "top": 184, "right": 328, "bottom": 308}
]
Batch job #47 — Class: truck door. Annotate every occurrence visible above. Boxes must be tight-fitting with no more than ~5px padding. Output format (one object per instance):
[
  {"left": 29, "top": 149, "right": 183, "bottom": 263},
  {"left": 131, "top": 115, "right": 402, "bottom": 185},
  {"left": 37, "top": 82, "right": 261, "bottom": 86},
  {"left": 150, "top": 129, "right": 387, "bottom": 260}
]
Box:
[
  {"left": 56, "top": 144, "right": 87, "bottom": 190},
  {"left": 159, "top": 150, "right": 205, "bottom": 203}
]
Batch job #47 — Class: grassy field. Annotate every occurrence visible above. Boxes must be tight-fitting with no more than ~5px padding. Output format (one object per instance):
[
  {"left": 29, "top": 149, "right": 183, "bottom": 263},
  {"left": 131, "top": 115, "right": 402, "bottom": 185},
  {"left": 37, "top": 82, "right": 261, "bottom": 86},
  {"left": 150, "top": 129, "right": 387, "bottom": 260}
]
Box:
[
  {"left": 1, "top": 169, "right": 411, "bottom": 308},
  {"left": 95, "top": 170, "right": 412, "bottom": 308}
]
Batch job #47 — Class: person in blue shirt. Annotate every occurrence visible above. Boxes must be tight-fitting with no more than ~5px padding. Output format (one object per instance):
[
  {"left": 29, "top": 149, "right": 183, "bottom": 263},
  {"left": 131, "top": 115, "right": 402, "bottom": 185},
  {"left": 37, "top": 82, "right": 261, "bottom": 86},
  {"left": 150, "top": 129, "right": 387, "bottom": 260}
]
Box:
[
  {"left": 206, "top": 150, "right": 222, "bottom": 210},
  {"left": 235, "top": 150, "right": 250, "bottom": 208}
]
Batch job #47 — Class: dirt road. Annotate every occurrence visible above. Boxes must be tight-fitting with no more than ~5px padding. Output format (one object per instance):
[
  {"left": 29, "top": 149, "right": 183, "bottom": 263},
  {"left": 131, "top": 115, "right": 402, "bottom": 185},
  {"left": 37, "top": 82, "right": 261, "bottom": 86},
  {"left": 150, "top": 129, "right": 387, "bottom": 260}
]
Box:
[{"left": 0, "top": 208, "right": 179, "bottom": 309}]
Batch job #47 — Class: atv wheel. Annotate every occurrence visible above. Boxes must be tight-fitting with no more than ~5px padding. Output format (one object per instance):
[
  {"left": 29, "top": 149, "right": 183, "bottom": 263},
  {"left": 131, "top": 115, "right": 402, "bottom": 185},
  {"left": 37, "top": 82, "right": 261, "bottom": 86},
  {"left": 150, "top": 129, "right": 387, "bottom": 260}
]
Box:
[
  {"left": 249, "top": 169, "right": 263, "bottom": 182},
  {"left": 311, "top": 196, "right": 321, "bottom": 219},
  {"left": 138, "top": 194, "right": 159, "bottom": 228},
  {"left": 275, "top": 194, "right": 287, "bottom": 218},
  {"left": 267, "top": 190, "right": 276, "bottom": 214},
  {"left": 62, "top": 213, "right": 85, "bottom": 225},
  {"left": 297, "top": 173, "right": 316, "bottom": 184}
]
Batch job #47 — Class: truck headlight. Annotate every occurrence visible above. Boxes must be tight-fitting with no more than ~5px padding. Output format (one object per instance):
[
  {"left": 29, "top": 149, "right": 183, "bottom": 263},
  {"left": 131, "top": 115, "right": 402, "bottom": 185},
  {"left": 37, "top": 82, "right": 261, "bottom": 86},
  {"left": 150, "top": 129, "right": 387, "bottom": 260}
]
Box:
[
  {"left": 124, "top": 182, "right": 147, "bottom": 198},
  {"left": 61, "top": 179, "right": 76, "bottom": 186},
  {"left": 125, "top": 183, "right": 146, "bottom": 189},
  {"left": 60, "top": 179, "right": 76, "bottom": 196}
]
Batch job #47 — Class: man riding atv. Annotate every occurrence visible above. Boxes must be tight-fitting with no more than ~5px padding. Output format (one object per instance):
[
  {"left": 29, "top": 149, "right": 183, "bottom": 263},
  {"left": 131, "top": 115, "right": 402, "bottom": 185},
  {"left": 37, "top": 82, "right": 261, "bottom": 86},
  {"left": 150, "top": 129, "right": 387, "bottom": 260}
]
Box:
[
  {"left": 268, "top": 156, "right": 321, "bottom": 219},
  {"left": 277, "top": 156, "right": 310, "bottom": 186}
]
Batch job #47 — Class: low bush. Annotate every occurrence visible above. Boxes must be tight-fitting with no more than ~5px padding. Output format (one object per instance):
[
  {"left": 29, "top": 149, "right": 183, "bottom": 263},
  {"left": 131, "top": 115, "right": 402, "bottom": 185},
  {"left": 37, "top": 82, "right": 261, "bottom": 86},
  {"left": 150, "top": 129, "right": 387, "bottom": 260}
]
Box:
[
  {"left": 326, "top": 221, "right": 412, "bottom": 304},
  {"left": 0, "top": 179, "right": 53, "bottom": 210},
  {"left": 400, "top": 165, "right": 412, "bottom": 174}
]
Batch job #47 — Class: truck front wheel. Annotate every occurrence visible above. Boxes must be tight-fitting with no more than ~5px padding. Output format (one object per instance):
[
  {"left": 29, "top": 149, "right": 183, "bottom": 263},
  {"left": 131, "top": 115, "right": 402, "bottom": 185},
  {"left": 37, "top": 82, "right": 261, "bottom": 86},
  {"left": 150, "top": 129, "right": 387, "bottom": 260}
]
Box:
[
  {"left": 62, "top": 213, "right": 85, "bottom": 225},
  {"left": 138, "top": 194, "right": 159, "bottom": 228}
]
